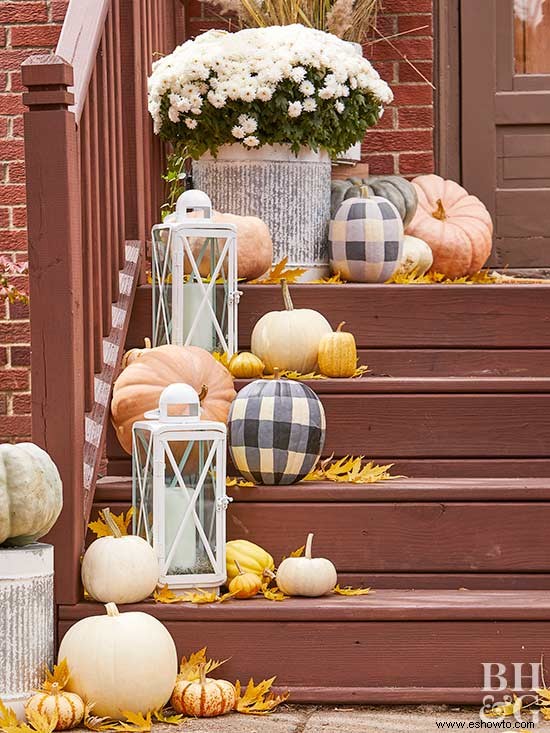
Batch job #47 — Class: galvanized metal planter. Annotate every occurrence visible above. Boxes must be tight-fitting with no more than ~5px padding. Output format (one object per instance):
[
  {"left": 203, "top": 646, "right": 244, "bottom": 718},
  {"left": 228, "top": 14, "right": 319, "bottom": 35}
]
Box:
[
  {"left": 0, "top": 543, "right": 54, "bottom": 718},
  {"left": 193, "top": 145, "right": 331, "bottom": 278}
]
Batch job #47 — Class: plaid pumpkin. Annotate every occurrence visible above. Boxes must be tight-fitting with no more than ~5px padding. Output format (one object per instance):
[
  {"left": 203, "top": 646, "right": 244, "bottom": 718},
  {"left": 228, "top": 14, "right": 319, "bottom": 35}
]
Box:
[
  {"left": 329, "top": 195, "right": 403, "bottom": 282},
  {"left": 229, "top": 378, "right": 326, "bottom": 485}
]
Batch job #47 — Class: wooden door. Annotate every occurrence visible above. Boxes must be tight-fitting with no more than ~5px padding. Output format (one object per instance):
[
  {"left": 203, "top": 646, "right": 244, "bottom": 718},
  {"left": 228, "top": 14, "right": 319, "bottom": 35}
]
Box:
[{"left": 461, "top": 0, "right": 550, "bottom": 269}]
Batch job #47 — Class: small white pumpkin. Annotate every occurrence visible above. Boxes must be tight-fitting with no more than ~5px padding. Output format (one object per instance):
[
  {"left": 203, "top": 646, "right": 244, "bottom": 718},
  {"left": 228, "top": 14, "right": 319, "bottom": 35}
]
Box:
[
  {"left": 81, "top": 508, "right": 159, "bottom": 604},
  {"left": 25, "top": 684, "right": 85, "bottom": 730},
  {"left": 251, "top": 280, "right": 332, "bottom": 374},
  {"left": 58, "top": 603, "right": 178, "bottom": 719},
  {"left": 276, "top": 533, "right": 337, "bottom": 597},
  {"left": 0, "top": 442, "right": 62, "bottom": 546},
  {"left": 395, "top": 234, "right": 434, "bottom": 277}
]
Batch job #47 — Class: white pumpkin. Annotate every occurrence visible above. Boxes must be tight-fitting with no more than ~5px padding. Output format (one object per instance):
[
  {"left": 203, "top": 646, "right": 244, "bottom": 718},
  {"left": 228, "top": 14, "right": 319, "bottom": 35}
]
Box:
[
  {"left": 25, "top": 685, "right": 85, "bottom": 730},
  {"left": 81, "top": 508, "right": 159, "bottom": 604},
  {"left": 58, "top": 603, "right": 178, "bottom": 719},
  {"left": 396, "top": 234, "right": 434, "bottom": 277},
  {"left": 0, "top": 442, "right": 62, "bottom": 546},
  {"left": 276, "top": 533, "right": 337, "bottom": 597},
  {"left": 251, "top": 280, "right": 332, "bottom": 374}
]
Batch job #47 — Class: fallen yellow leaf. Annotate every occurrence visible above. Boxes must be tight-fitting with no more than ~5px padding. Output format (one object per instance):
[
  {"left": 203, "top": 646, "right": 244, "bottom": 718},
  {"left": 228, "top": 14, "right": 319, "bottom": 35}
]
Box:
[
  {"left": 248, "top": 257, "right": 308, "bottom": 284},
  {"left": 179, "top": 647, "right": 229, "bottom": 682},
  {"left": 234, "top": 677, "right": 289, "bottom": 714},
  {"left": 88, "top": 507, "right": 134, "bottom": 538},
  {"left": 115, "top": 711, "right": 151, "bottom": 733},
  {"left": 333, "top": 584, "right": 372, "bottom": 596}
]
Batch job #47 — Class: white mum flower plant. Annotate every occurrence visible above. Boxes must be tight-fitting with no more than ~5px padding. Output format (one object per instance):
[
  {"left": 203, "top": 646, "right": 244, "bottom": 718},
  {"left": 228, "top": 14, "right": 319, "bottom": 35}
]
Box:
[{"left": 148, "top": 24, "right": 392, "bottom": 159}]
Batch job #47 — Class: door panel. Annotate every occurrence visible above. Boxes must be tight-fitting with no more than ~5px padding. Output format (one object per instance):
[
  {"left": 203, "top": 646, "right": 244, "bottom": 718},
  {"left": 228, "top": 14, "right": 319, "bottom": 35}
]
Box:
[{"left": 461, "top": 0, "right": 550, "bottom": 267}]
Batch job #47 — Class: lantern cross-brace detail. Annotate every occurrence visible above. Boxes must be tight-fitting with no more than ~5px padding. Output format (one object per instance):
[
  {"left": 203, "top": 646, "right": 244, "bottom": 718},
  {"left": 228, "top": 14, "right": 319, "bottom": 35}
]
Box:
[{"left": 152, "top": 189, "right": 239, "bottom": 355}]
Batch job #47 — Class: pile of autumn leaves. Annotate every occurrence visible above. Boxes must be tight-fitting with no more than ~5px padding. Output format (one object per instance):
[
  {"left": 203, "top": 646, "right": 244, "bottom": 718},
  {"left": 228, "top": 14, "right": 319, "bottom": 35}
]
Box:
[{"left": 0, "top": 651, "right": 288, "bottom": 733}]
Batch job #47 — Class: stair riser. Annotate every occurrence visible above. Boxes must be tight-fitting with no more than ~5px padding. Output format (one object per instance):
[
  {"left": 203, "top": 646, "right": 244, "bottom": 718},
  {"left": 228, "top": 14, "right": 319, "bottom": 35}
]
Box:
[
  {"left": 91, "top": 499, "right": 550, "bottom": 576},
  {"left": 57, "top": 617, "right": 550, "bottom": 703}
]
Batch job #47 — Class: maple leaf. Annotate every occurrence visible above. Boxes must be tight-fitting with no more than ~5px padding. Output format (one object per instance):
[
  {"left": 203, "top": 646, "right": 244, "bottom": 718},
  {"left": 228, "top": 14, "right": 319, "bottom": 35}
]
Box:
[
  {"left": 333, "top": 584, "right": 372, "bottom": 596},
  {"left": 308, "top": 272, "right": 347, "bottom": 284},
  {"left": 153, "top": 584, "right": 184, "bottom": 604},
  {"left": 41, "top": 658, "right": 70, "bottom": 692},
  {"left": 0, "top": 700, "right": 19, "bottom": 732},
  {"left": 260, "top": 583, "right": 289, "bottom": 601},
  {"left": 234, "top": 678, "right": 289, "bottom": 715},
  {"left": 83, "top": 704, "right": 116, "bottom": 733},
  {"left": 212, "top": 351, "right": 230, "bottom": 369},
  {"left": 25, "top": 710, "right": 58, "bottom": 733},
  {"left": 88, "top": 507, "right": 134, "bottom": 538},
  {"left": 302, "top": 455, "right": 402, "bottom": 484},
  {"left": 115, "top": 712, "right": 151, "bottom": 733},
  {"left": 226, "top": 476, "right": 255, "bottom": 488},
  {"left": 290, "top": 545, "right": 305, "bottom": 558},
  {"left": 180, "top": 588, "right": 219, "bottom": 604},
  {"left": 248, "top": 257, "right": 308, "bottom": 284},
  {"left": 352, "top": 365, "right": 370, "bottom": 378},
  {"left": 486, "top": 695, "right": 524, "bottom": 718},
  {"left": 277, "top": 370, "right": 327, "bottom": 381},
  {"left": 152, "top": 709, "right": 185, "bottom": 725},
  {"left": 179, "top": 648, "right": 228, "bottom": 681}
]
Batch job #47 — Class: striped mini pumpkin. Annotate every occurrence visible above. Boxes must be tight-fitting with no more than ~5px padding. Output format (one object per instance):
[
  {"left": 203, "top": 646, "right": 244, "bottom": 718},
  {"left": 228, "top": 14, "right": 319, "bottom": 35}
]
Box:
[
  {"left": 229, "top": 378, "right": 326, "bottom": 485},
  {"left": 329, "top": 193, "right": 403, "bottom": 282}
]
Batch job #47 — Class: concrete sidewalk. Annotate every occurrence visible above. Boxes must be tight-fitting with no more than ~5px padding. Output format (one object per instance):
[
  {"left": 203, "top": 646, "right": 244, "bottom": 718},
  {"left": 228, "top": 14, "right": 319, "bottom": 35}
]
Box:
[{"left": 178, "top": 705, "right": 550, "bottom": 732}]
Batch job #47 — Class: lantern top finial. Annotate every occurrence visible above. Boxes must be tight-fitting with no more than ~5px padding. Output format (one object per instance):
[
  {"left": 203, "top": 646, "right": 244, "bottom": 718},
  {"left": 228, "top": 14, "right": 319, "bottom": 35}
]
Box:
[
  {"left": 144, "top": 383, "right": 201, "bottom": 422},
  {"left": 175, "top": 189, "right": 212, "bottom": 222}
]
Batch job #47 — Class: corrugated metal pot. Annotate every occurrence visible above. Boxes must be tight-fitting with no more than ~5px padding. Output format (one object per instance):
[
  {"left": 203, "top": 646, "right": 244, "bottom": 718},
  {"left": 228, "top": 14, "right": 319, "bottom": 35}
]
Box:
[{"left": 192, "top": 144, "right": 331, "bottom": 278}]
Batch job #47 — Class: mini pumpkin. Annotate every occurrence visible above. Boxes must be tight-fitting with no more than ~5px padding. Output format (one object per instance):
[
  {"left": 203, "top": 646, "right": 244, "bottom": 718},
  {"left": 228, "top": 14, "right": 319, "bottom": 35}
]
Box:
[
  {"left": 226, "top": 539, "right": 275, "bottom": 582},
  {"left": 331, "top": 175, "right": 418, "bottom": 226},
  {"left": 111, "top": 345, "right": 235, "bottom": 455},
  {"left": 396, "top": 234, "right": 434, "bottom": 277},
  {"left": 81, "top": 508, "right": 159, "bottom": 604},
  {"left": 329, "top": 187, "right": 404, "bottom": 283},
  {"left": 251, "top": 279, "right": 332, "bottom": 374},
  {"left": 276, "top": 533, "right": 337, "bottom": 597},
  {"left": 25, "top": 683, "right": 85, "bottom": 731},
  {"left": 228, "top": 352, "right": 265, "bottom": 379},
  {"left": 228, "top": 561, "right": 262, "bottom": 598},
  {"left": 317, "top": 322, "right": 357, "bottom": 378},
  {"left": 405, "top": 174, "right": 493, "bottom": 278},
  {"left": 171, "top": 666, "right": 235, "bottom": 717},
  {"left": 229, "top": 375, "right": 326, "bottom": 485}
]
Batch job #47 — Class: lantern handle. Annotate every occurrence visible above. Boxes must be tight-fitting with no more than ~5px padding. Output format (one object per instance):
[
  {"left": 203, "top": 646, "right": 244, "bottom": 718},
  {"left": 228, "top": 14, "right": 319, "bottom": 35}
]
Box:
[{"left": 175, "top": 189, "right": 213, "bottom": 222}]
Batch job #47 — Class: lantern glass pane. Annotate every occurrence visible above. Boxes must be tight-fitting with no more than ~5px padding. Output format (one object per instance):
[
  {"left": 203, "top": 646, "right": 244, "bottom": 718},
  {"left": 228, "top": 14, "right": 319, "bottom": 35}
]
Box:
[
  {"left": 132, "top": 427, "right": 155, "bottom": 545},
  {"left": 163, "top": 438, "right": 219, "bottom": 576},
  {"left": 152, "top": 227, "right": 172, "bottom": 347}
]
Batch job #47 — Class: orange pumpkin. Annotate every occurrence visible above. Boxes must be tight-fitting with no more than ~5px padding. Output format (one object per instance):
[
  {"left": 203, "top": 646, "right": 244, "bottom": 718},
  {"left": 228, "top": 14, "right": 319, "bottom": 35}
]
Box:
[
  {"left": 187, "top": 210, "right": 273, "bottom": 281},
  {"left": 111, "top": 345, "right": 236, "bottom": 454},
  {"left": 405, "top": 175, "right": 493, "bottom": 278}
]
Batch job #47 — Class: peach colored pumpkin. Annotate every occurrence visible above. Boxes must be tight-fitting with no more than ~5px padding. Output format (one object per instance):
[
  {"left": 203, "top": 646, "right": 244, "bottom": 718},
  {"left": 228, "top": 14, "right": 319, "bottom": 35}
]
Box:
[
  {"left": 111, "top": 345, "right": 236, "bottom": 454},
  {"left": 187, "top": 211, "right": 273, "bottom": 281},
  {"left": 405, "top": 175, "right": 493, "bottom": 278}
]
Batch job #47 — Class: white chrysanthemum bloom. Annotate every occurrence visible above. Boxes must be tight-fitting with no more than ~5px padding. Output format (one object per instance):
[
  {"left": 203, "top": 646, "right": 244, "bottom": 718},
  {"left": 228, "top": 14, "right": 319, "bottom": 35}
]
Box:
[
  {"left": 168, "top": 107, "right": 180, "bottom": 123},
  {"left": 240, "top": 86, "right": 257, "bottom": 103},
  {"left": 335, "top": 101, "right": 345, "bottom": 114},
  {"left": 185, "top": 117, "right": 198, "bottom": 129},
  {"left": 238, "top": 114, "right": 258, "bottom": 134},
  {"left": 257, "top": 86, "right": 274, "bottom": 101},
  {"left": 290, "top": 66, "right": 307, "bottom": 83},
  {"left": 207, "top": 90, "right": 226, "bottom": 108},
  {"left": 288, "top": 100, "right": 303, "bottom": 118},
  {"left": 231, "top": 125, "right": 246, "bottom": 139},
  {"left": 303, "top": 98, "right": 317, "bottom": 112},
  {"left": 299, "top": 80, "right": 315, "bottom": 96},
  {"left": 243, "top": 135, "right": 260, "bottom": 147},
  {"left": 319, "top": 87, "right": 335, "bottom": 100}
]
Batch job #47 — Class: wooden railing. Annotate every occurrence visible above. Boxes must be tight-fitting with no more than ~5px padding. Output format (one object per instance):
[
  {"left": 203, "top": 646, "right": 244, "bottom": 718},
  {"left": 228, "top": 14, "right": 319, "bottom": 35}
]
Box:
[{"left": 22, "top": 0, "right": 185, "bottom": 603}]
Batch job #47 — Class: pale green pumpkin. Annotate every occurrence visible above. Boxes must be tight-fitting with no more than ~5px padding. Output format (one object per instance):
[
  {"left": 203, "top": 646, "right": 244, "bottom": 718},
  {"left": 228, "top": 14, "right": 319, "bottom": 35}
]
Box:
[{"left": 0, "top": 442, "right": 63, "bottom": 546}]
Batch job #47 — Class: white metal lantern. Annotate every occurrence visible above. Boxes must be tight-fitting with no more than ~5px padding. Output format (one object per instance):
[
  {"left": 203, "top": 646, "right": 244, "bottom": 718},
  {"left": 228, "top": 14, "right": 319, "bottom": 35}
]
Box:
[
  {"left": 132, "top": 383, "right": 230, "bottom": 590},
  {"left": 151, "top": 189, "right": 239, "bottom": 355}
]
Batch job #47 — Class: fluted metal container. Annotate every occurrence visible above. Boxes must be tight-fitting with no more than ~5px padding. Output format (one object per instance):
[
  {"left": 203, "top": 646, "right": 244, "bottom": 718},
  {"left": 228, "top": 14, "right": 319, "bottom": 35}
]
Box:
[
  {"left": 193, "top": 145, "right": 332, "bottom": 277},
  {"left": 0, "top": 543, "right": 54, "bottom": 718}
]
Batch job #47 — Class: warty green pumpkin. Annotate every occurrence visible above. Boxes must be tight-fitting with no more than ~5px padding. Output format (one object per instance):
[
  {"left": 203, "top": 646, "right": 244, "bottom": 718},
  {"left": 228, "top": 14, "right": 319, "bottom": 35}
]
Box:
[{"left": 331, "top": 175, "right": 418, "bottom": 226}]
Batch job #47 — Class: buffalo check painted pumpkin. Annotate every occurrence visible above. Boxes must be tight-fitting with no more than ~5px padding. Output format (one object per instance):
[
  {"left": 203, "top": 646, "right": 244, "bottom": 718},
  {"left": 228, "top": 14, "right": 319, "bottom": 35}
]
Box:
[
  {"left": 329, "top": 190, "right": 404, "bottom": 283},
  {"left": 229, "top": 378, "right": 326, "bottom": 485}
]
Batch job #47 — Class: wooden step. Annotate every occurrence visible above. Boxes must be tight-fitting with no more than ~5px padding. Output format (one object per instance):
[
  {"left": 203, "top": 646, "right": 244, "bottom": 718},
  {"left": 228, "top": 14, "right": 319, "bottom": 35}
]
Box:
[
  {"left": 94, "top": 477, "right": 550, "bottom": 589},
  {"left": 106, "top": 375, "right": 550, "bottom": 477},
  {"left": 58, "top": 589, "right": 550, "bottom": 704}
]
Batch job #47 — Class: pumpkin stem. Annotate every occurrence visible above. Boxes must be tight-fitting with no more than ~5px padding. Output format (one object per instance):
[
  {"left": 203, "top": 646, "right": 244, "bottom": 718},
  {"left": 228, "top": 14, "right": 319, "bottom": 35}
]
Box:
[
  {"left": 305, "top": 532, "right": 314, "bottom": 559},
  {"left": 281, "top": 279, "right": 294, "bottom": 311},
  {"left": 199, "top": 664, "right": 206, "bottom": 688},
  {"left": 359, "top": 185, "right": 370, "bottom": 199},
  {"left": 336, "top": 321, "right": 346, "bottom": 333},
  {"left": 198, "top": 384, "right": 208, "bottom": 402},
  {"left": 263, "top": 568, "right": 276, "bottom": 580},
  {"left": 105, "top": 602, "right": 120, "bottom": 617},
  {"left": 432, "top": 198, "right": 446, "bottom": 221},
  {"left": 102, "top": 507, "right": 122, "bottom": 538},
  {"left": 235, "top": 560, "right": 245, "bottom": 576},
  {"left": 273, "top": 368, "right": 281, "bottom": 381},
  {"left": 50, "top": 682, "right": 60, "bottom": 695},
  {"left": 144, "top": 337, "right": 152, "bottom": 349}
]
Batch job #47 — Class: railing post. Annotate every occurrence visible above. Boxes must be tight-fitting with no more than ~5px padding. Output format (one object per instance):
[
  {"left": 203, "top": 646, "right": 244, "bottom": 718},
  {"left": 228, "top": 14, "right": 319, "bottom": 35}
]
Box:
[{"left": 22, "top": 55, "right": 85, "bottom": 605}]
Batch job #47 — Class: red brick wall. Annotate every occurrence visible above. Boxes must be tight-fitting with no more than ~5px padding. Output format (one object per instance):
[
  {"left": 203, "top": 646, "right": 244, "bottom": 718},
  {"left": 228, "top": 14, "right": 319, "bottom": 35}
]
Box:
[
  {"left": 0, "top": 0, "right": 434, "bottom": 443},
  {"left": 0, "top": 0, "right": 68, "bottom": 442},
  {"left": 186, "top": 0, "right": 435, "bottom": 177}
]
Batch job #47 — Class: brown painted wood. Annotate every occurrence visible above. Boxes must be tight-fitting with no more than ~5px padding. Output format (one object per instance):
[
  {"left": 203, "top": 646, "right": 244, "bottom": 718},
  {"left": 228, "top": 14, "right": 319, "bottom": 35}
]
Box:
[
  {"left": 129, "top": 283, "right": 550, "bottom": 348},
  {"left": 22, "top": 56, "right": 85, "bottom": 604},
  {"left": 435, "top": 0, "right": 461, "bottom": 181}
]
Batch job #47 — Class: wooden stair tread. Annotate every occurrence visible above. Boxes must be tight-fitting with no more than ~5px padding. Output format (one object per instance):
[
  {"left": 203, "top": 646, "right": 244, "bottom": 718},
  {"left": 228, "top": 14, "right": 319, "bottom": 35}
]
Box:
[
  {"left": 95, "top": 475, "right": 550, "bottom": 503},
  {"left": 59, "top": 589, "right": 550, "bottom": 621}
]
